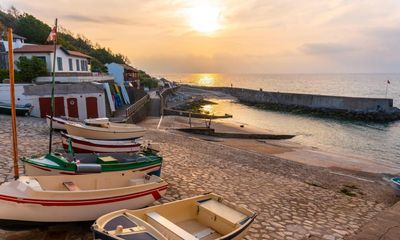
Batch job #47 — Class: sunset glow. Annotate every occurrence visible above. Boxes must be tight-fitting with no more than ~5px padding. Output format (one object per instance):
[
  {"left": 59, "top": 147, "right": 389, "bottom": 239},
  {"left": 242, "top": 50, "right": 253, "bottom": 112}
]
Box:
[
  {"left": 187, "top": 1, "right": 221, "bottom": 34},
  {"left": 3, "top": 0, "right": 400, "bottom": 73}
]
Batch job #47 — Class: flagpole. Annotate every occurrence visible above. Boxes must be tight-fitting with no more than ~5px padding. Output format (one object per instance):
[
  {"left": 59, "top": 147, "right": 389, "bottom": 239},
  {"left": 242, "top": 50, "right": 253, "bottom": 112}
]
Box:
[
  {"left": 7, "top": 28, "right": 19, "bottom": 179},
  {"left": 48, "top": 18, "right": 58, "bottom": 153}
]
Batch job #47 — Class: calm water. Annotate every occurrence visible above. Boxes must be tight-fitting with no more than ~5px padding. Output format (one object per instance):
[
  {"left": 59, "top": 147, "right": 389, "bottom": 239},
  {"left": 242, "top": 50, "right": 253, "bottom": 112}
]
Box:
[{"left": 159, "top": 73, "right": 400, "bottom": 167}]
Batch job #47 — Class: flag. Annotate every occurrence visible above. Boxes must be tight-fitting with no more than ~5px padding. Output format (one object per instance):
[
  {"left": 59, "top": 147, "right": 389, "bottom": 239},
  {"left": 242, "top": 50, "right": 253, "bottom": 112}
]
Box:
[
  {"left": 387, "top": 80, "right": 391, "bottom": 84},
  {"left": 47, "top": 26, "right": 57, "bottom": 42}
]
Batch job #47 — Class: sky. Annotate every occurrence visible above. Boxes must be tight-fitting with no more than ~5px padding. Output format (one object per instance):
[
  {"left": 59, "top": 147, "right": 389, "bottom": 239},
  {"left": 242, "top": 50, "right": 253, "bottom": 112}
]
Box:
[{"left": 2, "top": 0, "right": 400, "bottom": 74}]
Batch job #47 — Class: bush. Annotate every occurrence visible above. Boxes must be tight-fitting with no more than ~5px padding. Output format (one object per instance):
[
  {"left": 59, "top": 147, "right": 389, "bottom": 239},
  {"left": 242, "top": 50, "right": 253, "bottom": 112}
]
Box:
[
  {"left": 139, "top": 70, "right": 159, "bottom": 89},
  {"left": 16, "top": 56, "right": 48, "bottom": 82},
  {"left": 0, "top": 69, "right": 23, "bottom": 83},
  {"left": 0, "top": 69, "right": 8, "bottom": 80}
]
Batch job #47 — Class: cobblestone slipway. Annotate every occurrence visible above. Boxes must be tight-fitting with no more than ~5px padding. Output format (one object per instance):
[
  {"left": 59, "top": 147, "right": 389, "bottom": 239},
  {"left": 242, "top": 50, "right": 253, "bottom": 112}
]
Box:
[{"left": 0, "top": 116, "right": 393, "bottom": 240}]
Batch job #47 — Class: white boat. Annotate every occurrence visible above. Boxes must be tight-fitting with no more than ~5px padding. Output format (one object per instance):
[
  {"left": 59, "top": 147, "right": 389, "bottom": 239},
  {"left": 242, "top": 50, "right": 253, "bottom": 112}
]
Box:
[
  {"left": 61, "top": 132, "right": 141, "bottom": 153},
  {"left": 46, "top": 115, "right": 80, "bottom": 131},
  {"left": 0, "top": 171, "right": 167, "bottom": 223},
  {"left": 92, "top": 193, "right": 256, "bottom": 240},
  {"left": 64, "top": 121, "right": 145, "bottom": 140},
  {"left": 46, "top": 116, "right": 111, "bottom": 131}
]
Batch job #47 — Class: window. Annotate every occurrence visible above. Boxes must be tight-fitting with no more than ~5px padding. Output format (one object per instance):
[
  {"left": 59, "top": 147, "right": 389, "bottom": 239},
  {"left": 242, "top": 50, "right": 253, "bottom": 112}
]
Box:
[
  {"left": 81, "top": 60, "right": 85, "bottom": 71},
  {"left": 35, "top": 56, "right": 46, "bottom": 65},
  {"left": 76, "top": 59, "right": 80, "bottom": 71},
  {"left": 68, "top": 58, "right": 73, "bottom": 71},
  {"left": 57, "top": 57, "right": 63, "bottom": 71}
]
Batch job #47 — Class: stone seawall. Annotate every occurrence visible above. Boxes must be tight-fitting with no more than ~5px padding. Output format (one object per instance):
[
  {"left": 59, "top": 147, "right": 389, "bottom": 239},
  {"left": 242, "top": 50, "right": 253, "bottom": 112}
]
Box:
[{"left": 184, "top": 85, "right": 400, "bottom": 121}]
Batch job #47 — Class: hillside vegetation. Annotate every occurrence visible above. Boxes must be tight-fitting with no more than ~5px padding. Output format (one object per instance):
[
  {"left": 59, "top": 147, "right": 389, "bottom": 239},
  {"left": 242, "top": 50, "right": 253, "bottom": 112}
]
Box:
[
  {"left": 0, "top": 7, "right": 159, "bottom": 88},
  {"left": 0, "top": 7, "right": 127, "bottom": 72}
]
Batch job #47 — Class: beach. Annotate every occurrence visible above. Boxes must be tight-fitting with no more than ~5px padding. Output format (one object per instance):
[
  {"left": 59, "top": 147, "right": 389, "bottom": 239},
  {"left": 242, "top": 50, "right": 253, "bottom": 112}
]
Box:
[{"left": 0, "top": 115, "right": 398, "bottom": 239}]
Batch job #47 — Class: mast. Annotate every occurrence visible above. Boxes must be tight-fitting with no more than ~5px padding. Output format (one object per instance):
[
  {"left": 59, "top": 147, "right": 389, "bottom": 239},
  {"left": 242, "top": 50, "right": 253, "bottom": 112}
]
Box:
[
  {"left": 48, "top": 18, "right": 58, "bottom": 153},
  {"left": 7, "top": 28, "right": 19, "bottom": 179}
]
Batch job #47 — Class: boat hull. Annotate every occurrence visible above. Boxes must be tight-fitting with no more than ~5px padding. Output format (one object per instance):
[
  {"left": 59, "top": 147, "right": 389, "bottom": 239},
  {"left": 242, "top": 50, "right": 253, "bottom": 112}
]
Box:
[
  {"left": 46, "top": 116, "right": 68, "bottom": 131},
  {"left": 0, "top": 106, "right": 32, "bottom": 116},
  {"left": 61, "top": 133, "right": 141, "bottom": 153},
  {"left": 0, "top": 173, "right": 167, "bottom": 222},
  {"left": 0, "top": 187, "right": 167, "bottom": 222},
  {"left": 22, "top": 153, "right": 162, "bottom": 176},
  {"left": 65, "top": 123, "right": 145, "bottom": 140}
]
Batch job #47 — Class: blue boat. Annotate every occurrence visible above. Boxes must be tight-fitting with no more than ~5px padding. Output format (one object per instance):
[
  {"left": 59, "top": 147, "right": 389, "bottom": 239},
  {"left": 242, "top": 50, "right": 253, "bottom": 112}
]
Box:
[{"left": 391, "top": 177, "right": 400, "bottom": 195}]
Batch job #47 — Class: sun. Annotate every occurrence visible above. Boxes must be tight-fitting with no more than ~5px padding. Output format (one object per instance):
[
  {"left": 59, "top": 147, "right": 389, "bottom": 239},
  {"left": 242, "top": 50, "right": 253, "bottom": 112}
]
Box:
[{"left": 187, "top": 2, "right": 221, "bottom": 34}]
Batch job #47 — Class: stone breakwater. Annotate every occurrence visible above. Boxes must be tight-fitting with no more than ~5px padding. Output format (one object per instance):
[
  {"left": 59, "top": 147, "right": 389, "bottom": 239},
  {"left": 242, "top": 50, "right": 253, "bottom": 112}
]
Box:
[
  {"left": 0, "top": 115, "right": 396, "bottom": 240},
  {"left": 182, "top": 85, "right": 400, "bottom": 122}
]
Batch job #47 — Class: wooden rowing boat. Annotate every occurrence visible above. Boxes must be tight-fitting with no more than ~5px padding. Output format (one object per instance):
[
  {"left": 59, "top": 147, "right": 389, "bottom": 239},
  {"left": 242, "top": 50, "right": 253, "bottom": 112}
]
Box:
[
  {"left": 46, "top": 115, "right": 80, "bottom": 130},
  {"left": 21, "top": 151, "right": 162, "bottom": 176},
  {"left": 65, "top": 122, "right": 145, "bottom": 140},
  {"left": 0, "top": 171, "right": 167, "bottom": 223},
  {"left": 46, "top": 116, "right": 110, "bottom": 131},
  {"left": 92, "top": 193, "right": 256, "bottom": 240},
  {"left": 61, "top": 132, "right": 141, "bottom": 153},
  {"left": 0, "top": 102, "right": 33, "bottom": 116}
]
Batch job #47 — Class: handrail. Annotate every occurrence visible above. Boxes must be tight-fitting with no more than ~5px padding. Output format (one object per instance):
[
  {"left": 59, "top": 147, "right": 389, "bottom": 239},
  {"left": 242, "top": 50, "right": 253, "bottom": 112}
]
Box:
[{"left": 125, "top": 94, "right": 150, "bottom": 117}]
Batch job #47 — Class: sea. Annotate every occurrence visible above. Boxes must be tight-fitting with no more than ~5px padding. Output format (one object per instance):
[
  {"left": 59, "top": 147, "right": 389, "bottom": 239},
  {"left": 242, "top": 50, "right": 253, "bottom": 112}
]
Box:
[{"left": 156, "top": 73, "right": 400, "bottom": 168}]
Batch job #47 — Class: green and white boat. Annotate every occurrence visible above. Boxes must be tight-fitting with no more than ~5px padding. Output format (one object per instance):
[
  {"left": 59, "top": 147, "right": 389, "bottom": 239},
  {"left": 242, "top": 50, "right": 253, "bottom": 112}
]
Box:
[
  {"left": 21, "top": 151, "right": 162, "bottom": 176},
  {"left": 0, "top": 102, "right": 33, "bottom": 116}
]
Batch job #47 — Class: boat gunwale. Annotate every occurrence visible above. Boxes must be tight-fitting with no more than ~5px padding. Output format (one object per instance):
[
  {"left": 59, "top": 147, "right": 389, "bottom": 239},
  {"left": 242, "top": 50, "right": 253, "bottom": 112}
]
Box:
[
  {"left": 0, "top": 184, "right": 168, "bottom": 206},
  {"left": 21, "top": 153, "right": 162, "bottom": 172},
  {"left": 65, "top": 122, "right": 145, "bottom": 134},
  {"left": 8, "top": 175, "right": 167, "bottom": 195},
  {"left": 61, "top": 132, "right": 141, "bottom": 147}
]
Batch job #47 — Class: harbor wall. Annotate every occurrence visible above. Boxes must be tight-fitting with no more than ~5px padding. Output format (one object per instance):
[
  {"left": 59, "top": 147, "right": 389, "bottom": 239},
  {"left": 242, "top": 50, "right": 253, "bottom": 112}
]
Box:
[{"left": 190, "top": 86, "right": 395, "bottom": 113}]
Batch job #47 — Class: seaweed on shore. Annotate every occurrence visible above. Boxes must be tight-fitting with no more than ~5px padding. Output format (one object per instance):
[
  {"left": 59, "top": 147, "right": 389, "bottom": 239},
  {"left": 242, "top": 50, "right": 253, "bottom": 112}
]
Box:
[
  {"left": 242, "top": 102, "right": 400, "bottom": 123},
  {"left": 175, "top": 98, "right": 217, "bottom": 114}
]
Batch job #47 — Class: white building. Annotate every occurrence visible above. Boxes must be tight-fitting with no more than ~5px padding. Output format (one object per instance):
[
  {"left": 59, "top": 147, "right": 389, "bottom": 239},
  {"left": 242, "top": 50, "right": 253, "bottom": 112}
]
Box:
[
  {"left": 0, "top": 34, "right": 29, "bottom": 69},
  {"left": 14, "top": 44, "right": 91, "bottom": 74},
  {"left": 0, "top": 33, "right": 27, "bottom": 51},
  {"left": 0, "top": 83, "right": 107, "bottom": 120}
]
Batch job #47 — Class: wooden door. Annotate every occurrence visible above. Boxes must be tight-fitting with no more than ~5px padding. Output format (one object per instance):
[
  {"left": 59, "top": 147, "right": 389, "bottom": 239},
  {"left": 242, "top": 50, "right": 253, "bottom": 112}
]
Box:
[
  {"left": 67, "top": 98, "right": 79, "bottom": 118},
  {"left": 39, "top": 97, "right": 65, "bottom": 118},
  {"left": 86, "top": 97, "right": 98, "bottom": 118}
]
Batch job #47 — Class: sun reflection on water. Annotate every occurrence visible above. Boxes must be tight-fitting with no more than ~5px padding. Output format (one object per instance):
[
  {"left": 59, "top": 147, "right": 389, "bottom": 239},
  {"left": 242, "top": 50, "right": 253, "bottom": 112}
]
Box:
[
  {"left": 197, "top": 74, "right": 217, "bottom": 86},
  {"left": 201, "top": 104, "right": 215, "bottom": 114}
]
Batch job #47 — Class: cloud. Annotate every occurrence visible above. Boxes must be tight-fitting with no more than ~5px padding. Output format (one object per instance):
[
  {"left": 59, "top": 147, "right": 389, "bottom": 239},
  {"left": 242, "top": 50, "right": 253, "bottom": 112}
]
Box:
[
  {"left": 300, "top": 43, "right": 357, "bottom": 55},
  {"left": 63, "top": 14, "right": 133, "bottom": 25}
]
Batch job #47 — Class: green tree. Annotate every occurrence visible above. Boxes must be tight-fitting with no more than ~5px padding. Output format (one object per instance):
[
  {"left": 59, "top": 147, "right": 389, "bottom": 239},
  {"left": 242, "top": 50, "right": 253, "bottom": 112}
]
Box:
[
  {"left": 0, "top": 8, "right": 132, "bottom": 73},
  {"left": 14, "top": 13, "right": 51, "bottom": 44},
  {"left": 139, "top": 70, "right": 159, "bottom": 89},
  {"left": 16, "top": 56, "right": 48, "bottom": 82}
]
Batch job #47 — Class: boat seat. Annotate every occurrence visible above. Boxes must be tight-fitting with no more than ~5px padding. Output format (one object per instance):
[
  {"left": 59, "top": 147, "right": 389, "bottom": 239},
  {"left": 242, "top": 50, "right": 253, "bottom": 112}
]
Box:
[
  {"left": 63, "top": 181, "right": 81, "bottom": 191},
  {"left": 146, "top": 212, "right": 198, "bottom": 240},
  {"left": 197, "top": 199, "right": 247, "bottom": 225},
  {"left": 194, "top": 227, "right": 215, "bottom": 239}
]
